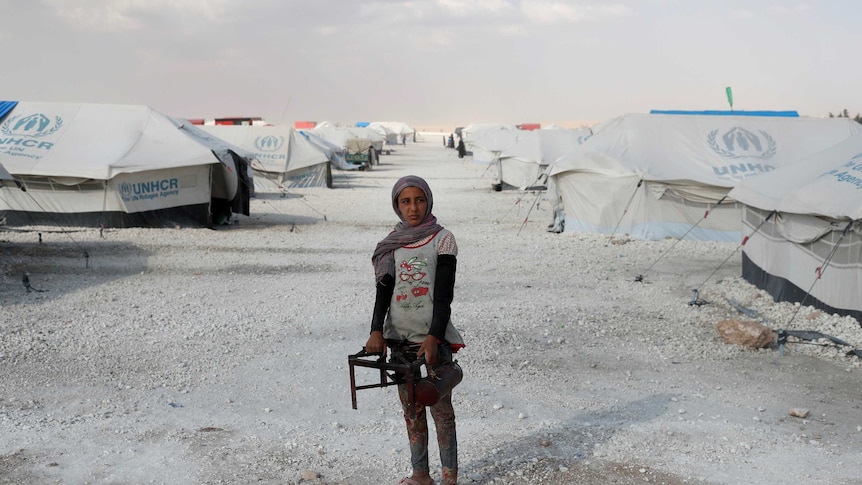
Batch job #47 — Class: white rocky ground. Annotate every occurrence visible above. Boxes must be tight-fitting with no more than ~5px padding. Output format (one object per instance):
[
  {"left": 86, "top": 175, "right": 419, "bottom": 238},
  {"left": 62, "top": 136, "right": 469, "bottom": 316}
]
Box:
[{"left": 1, "top": 138, "right": 861, "bottom": 485}]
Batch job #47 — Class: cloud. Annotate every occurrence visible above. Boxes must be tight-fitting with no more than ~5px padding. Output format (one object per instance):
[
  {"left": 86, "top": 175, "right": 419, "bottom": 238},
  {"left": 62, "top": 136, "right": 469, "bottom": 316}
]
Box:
[
  {"left": 520, "top": 1, "right": 632, "bottom": 24},
  {"left": 730, "top": 9, "right": 755, "bottom": 19},
  {"left": 436, "top": 0, "right": 516, "bottom": 17},
  {"left": 767, "top": 4, "right": 811, "bottom": 15},
  {"left": 494, "top": 24, "right": 526, "bottom": 35},
  {"left": 406, "top": 27, "right": 458, "bottom": 51},
  {"left": 316, "top": 26, "right": 339, "bottom": 36},
  {"left": 360, "top": 1, "right": 435, "bottom": 22},
  {"left": 45, "top": 0, "right": 231, "bottom": 32}
]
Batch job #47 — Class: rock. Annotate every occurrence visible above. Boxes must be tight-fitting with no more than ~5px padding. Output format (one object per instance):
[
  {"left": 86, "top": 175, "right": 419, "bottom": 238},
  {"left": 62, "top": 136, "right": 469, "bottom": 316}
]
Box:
[
  {"left": 301, "top": 469, "right": 320, "bottom": 480},
  {"left": 789, "top": 408, "right": 810, "bottom": 418},
  {"left": 716, "top": 319, "right": 775, "bottom": 348}
]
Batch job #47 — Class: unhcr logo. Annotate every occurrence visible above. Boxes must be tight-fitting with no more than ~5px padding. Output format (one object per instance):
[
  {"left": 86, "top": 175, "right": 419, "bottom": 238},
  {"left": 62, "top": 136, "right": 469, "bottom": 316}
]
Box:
[
  {"left": 255, "top": 135, "right": 284, "bottom": 152},
  {"left": 119, "top": 178, "right": 180, "bottom": 202},
  {"left": 1, "top": 113, "right": 64, "bottom": 137},
  {"left": 707, "top": 127, "right": 776, "bottom": 160}
]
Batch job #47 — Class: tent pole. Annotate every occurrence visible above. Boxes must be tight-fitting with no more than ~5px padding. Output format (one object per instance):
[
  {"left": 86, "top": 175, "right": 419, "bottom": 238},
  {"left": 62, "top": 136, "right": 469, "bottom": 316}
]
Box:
[{"left": 207, "top": 165, "right": 213, "bottom": 227}]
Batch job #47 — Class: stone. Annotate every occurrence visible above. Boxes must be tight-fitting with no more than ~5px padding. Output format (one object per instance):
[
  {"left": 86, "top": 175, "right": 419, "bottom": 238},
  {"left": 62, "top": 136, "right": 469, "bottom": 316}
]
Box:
[
  {"left": 789, "top": 408, "right": 810, "bottom": 419},
  {"left": 716, "top": 319, "right": 775, "bottom": 348},
  {"left": 301, "top": 469, "right": 320, "bottom": 480}
]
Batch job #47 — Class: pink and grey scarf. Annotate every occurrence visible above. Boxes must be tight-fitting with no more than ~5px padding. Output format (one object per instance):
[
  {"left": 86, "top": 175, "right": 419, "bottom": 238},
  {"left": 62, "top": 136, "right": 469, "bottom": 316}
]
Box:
[{"left": 372, "top": 175, "right": 443, "bottom": 283}]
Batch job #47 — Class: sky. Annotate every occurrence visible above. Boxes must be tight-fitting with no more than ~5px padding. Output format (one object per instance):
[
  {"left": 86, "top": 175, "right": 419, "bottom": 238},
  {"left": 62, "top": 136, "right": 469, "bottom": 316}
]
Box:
[{"left": 2, "top": 0, "right": 860, "bottom": 128}]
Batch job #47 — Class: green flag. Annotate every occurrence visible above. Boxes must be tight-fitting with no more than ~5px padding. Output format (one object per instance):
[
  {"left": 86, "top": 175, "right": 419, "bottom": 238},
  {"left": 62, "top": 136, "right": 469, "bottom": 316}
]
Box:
[{"left": 725, "top": 86, "right": 734, "bottom": 109}]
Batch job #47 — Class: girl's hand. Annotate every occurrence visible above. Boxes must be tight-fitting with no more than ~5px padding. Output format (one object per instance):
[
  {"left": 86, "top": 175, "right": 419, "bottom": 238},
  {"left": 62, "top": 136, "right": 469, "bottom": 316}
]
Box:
[
  {"left": 365, "top": 331, "right": 386, "bottom": 356},
  {"left": 418, "top": 335, "right": 439, "bottom": 369}
]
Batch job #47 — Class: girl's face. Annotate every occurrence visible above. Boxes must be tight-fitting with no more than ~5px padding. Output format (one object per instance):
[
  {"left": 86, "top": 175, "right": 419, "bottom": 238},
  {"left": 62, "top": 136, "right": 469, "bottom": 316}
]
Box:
[{"left": 396, "top": 186, "right": 428, "bottom": 227}]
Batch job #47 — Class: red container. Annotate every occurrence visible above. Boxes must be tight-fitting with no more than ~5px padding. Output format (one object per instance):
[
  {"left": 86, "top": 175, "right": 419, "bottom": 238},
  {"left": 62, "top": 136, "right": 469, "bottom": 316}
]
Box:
[{"left": 415, "top": 362, "right": 463, "bottom": 406}]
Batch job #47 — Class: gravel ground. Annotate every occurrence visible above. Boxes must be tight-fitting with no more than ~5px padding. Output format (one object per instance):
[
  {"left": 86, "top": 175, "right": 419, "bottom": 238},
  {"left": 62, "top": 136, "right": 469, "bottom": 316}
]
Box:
[{"left": 1, "top": 138, "right": 861, "bottom": 485}]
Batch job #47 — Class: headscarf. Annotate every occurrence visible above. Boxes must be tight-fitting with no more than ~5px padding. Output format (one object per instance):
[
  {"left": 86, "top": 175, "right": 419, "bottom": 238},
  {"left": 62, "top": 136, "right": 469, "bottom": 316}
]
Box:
[{"left": 372, "top": 175, "right": 444, "bottom": 283}]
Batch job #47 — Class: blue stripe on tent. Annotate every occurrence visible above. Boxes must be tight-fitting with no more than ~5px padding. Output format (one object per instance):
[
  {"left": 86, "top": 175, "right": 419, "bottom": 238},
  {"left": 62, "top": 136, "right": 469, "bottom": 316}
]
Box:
[
  {"left": 0, "top": 100, "right": 18, "bottom": 120},
  {"left": 650, "top": 109, "right": 799, "bottom": 117}
]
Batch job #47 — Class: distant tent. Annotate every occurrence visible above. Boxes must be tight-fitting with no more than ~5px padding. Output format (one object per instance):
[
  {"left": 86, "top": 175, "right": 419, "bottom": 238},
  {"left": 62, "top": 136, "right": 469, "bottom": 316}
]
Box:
[
  {"left": 461, "top": 123, "right": 517, "bottom": 141},
  {"left": 367, "top": 123, "right": 399, "bottom": 145},
  {"left": 200, "top": 125, "right": 355, "bottom": 190},
  {"left": 495, "top": 129, "right": 592, "bottom": 189},
  {"left": 462, "top": 124, "right": 518, "bottom": 165},
  {"left": 368, "top": 121, "right": 416, "bottom": 144},
  {"left": 312, "top": 124, "right": 385, "bottom": 163},
  {"left": 548, "top": 113, "right": 862, "bottom": 241},
  {"left": 0, "top": 101, "right": 252, "bottom": 227},
  {"left": 465, "top": 127, "right": 591, "bottom": 189},
  {"left": 313, "top": 123, "right": 384, "bottom": 150},
  {"left": 355, "top": 121, "right": 370, "bottom": 127},
  {"left": 729, "top": 132, "right": 862, "bottom": 322}
]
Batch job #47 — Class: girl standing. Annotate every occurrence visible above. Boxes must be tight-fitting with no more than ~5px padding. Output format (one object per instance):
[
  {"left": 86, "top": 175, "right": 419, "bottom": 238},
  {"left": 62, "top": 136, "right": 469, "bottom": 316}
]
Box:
[{"left": 367, "top": 175, "right": 464, "bottom": 485}]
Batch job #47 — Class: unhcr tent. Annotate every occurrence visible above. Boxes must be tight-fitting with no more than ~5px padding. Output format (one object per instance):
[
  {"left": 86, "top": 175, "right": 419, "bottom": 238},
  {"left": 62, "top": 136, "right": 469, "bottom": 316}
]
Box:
[
  {"left": 0, "top": 162, "right": 20, "bottom": 188},
  {"left": 729, "top": 133, "right": 862, "bottom": 322},
  {"left": 200, "top": 125, "right": 354, "bottom": 190},
  {"left": 0, "top": 162, "right": 22, "bottom": 223},
  {"left": 298, "top": 130, "right": 351, "bottom": 172},
  {"left": 0, "top": 101, "right": 252, "bottom": 227},
  {"left": 548, "top": 113, "right": 862, "bottom": 241}
]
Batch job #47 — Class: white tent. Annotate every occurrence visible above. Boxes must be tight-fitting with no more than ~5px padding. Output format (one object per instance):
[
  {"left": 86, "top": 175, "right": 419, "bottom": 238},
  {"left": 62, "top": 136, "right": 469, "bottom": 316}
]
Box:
[
  {"left": 728, "top": 132, "right": 862, "bottom": 322},
  {"left": 0, "top": 162, "right": 22, "bottom": 223},
  {"left": 0, "top": 101, "right": 252, "bottom": 227},
  {"left": 463, "top": 126, "right": 519, "bottom": 165},
  {"left": 366, "top": 123, "right": 399, "bottom": 145},
  {"left": 312, "top": 125, "right": 382, "bottom": 166},
  {"left": 464, "top": 127, "right": 592, "bottom": 189},
  {"left": 200, "top": 125, "right": 354, "bottom": 190},
  {"left": 495, "top": 129, "right": 592, "bottom": 189},
  {"left": 461, "top": 123, "right": 517, "bottom": 142},
  {"left": 313, "top": 123, "right": 385, "bottom": 151},
  {"left": 368, "top": 121, "right": 416, "bottom": 144},
  {"left": 548, "top": 113, "right": 862, "bottom": 241},
  {"left": 298, "top": 130, "right": 351, "bottom": 171}
]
